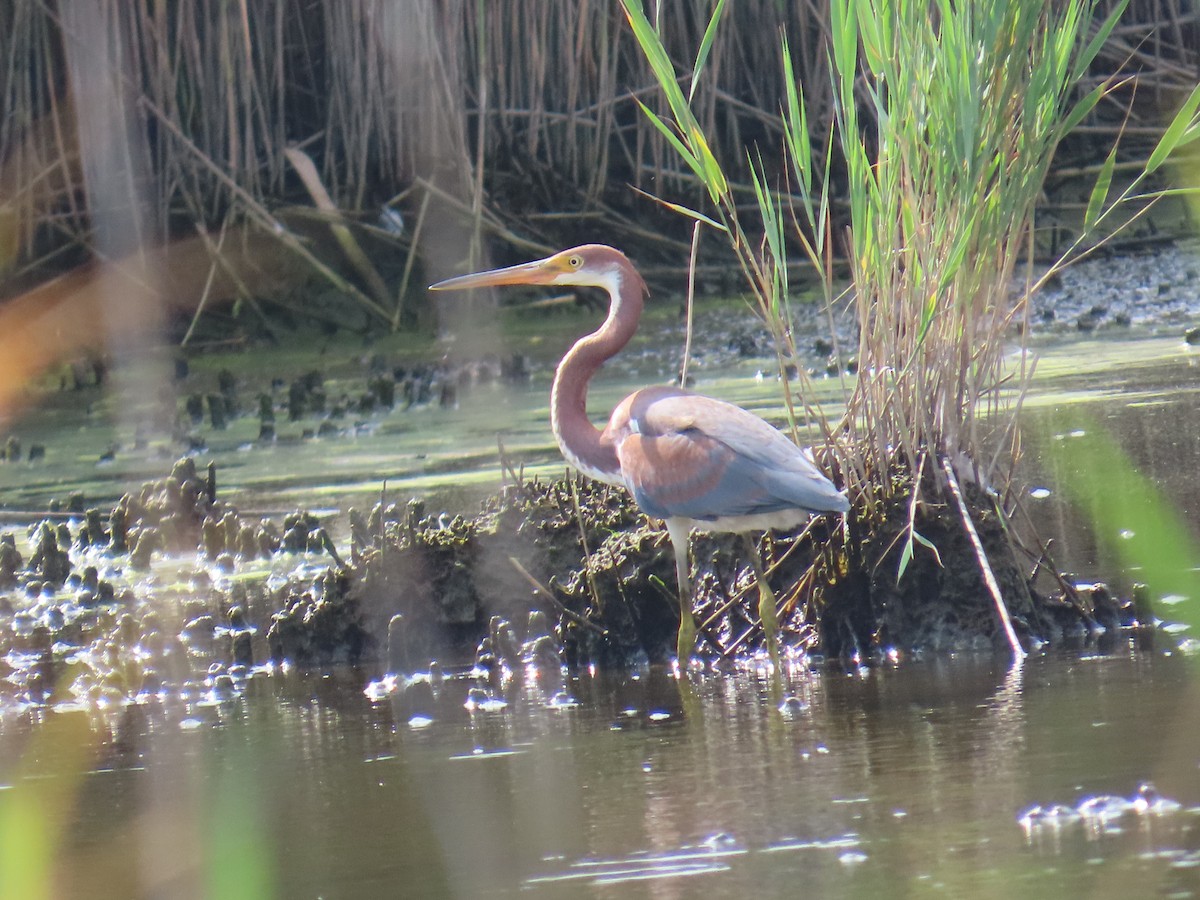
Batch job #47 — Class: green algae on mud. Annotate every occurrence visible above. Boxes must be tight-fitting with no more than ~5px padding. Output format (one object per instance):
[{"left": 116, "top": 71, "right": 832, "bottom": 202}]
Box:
[
  {"left": 8, "top": 248, "right": 1187, "bottom": 519},
  {"left": 0, "top": 298, "right": 850, "bottom": 515},
  {"left": 3, "top": 320, "right": 1191, "bottom": 518}
]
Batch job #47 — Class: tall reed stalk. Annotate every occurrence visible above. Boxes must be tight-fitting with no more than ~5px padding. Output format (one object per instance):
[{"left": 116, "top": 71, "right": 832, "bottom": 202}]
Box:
[
  {"left": 623, "top": 0, "right": 1200, "bottom": 600},
  {"left": 828, "top": 0, "right": 1125, "bottom": 489}
]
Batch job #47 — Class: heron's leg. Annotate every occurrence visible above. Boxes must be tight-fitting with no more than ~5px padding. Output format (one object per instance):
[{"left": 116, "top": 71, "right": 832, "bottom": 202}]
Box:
[
  {"left": 665, "top": 521, "right": 696, "bottom": 662},
  {"left": 744, "top": 533, "right": 780, "bottom": 665}
]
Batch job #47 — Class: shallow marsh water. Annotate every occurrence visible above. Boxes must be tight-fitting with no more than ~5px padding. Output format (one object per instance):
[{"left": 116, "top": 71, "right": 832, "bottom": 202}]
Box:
[
  {"left": 5, "top": 652, "right": 1199, "bottom": 898},
  {"left": 2, "top": 320, "right": 1200, "bottom": 897}
]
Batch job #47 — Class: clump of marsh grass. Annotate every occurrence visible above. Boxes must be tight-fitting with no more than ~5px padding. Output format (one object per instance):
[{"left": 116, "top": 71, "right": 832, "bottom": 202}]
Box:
[
  {"left": 823, "top": 1, "right": 1197, "bottom": 505},
  {"left": 623, "top": 0, "right": 1200, "bottom": 654}
]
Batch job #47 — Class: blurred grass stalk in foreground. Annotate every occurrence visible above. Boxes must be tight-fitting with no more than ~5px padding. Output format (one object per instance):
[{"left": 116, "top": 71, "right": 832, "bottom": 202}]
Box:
[
  {"left": 0, "top": 712, "right": 91, "bottom": 900},
  {"left": 1046, "top": 412, "right": 1200, "bottom": 635}
]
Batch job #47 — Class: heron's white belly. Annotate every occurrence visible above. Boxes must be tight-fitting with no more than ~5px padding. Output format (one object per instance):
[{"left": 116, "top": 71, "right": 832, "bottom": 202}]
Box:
[{"left": 671, "top": 508, "right": 817, "bottom": 535}]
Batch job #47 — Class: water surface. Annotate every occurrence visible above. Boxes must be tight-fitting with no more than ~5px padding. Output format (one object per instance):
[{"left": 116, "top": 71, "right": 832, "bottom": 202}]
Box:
[{"left": 5, "top": 650, "right": 1198, "bottom": 898}]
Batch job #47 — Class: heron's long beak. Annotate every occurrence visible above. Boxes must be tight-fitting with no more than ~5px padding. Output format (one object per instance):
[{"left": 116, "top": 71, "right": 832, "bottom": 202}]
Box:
[{"left": 429, "top": 255, "right": 565, "bottom": 291}]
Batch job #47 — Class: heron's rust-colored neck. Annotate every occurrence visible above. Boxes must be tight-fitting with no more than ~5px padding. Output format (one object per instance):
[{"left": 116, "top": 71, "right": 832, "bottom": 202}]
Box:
[{"left": 550, "top": 256, "right": 646, "bottom": 484}]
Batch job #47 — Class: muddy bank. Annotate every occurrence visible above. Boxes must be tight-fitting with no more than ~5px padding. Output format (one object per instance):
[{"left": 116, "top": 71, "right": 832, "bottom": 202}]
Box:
[{"left": 0, "top": 457, "right": 1153, "bottom": 716}]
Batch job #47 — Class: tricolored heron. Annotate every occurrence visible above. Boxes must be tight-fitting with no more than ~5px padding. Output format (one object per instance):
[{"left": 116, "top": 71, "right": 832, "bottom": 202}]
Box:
[{"left": 430, "top": 245, "right": 849, "bottom": 663}]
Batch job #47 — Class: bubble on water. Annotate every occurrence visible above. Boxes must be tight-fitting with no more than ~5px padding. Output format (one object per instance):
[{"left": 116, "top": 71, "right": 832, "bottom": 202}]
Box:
[
  {"left": 363, "top": 676, "right": 399, "bottom": 702},
  {"left": 700, "top": 832, "right": 739, "bottom": 851},
  {"left": 1078, "top": 794, "right": 1134, "bottom": 821},
  {"left": 464, "top": 686, "right": 508, "bottom": 712},
  {"left": 1019, "top": 803, "right": 1081, "bottom": 831},
  {"left": 778, "top": 695, "right": 808, "bottom": 717},
  {"left": 1133, "top": 782, "right": 1182, "bottom": 815}
]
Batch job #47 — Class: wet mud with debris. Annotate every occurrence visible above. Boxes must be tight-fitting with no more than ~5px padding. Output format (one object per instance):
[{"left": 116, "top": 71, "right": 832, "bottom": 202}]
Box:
[{"left": 0, "top": 455, "right": 1144, "bottom": 719}]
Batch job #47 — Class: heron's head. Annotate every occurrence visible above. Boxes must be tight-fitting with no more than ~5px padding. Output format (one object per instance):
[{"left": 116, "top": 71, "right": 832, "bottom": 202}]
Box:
[{"left": 429, "top": 245, "right": 645, "bottom": 296}]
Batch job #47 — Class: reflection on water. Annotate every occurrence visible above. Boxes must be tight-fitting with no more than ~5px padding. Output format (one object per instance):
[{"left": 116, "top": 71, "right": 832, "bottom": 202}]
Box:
[{"left": 1, "top": 650, "right": 1198, "bottom": 898}]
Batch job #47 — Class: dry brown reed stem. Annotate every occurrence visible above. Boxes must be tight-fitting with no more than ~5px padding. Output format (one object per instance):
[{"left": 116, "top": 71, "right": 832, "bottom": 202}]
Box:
[
  {"left": 679, "top": 221, "right": 701, "bottom": 388},
  {"left": 179, "top": 218, "right": 228, "bottom": 347},
  {"left": 942, "top": 459, "right": 1025, "bottom": 660},
  {"left": 507, "top": 556, "right": 606, "bottom": 636},
  {"left": 394, "top": 190, "right": 432, "bottom": 329},
  {"left": 567, "top": 478, "right": 604, "bottom": 618},
  {"left": 284, "top": 146, "right": 392, "bottom": 311}
]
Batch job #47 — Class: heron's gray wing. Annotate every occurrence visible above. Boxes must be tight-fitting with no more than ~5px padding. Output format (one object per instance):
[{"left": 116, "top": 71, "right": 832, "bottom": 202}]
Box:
[{"left": 610, "top": 388, "right": 848, "bottom": 521}]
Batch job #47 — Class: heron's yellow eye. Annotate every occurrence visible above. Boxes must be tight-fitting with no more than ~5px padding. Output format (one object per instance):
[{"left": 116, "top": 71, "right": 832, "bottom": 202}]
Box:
[{"left": 569, "top": 255, "right": 583, "bottom": 268}]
